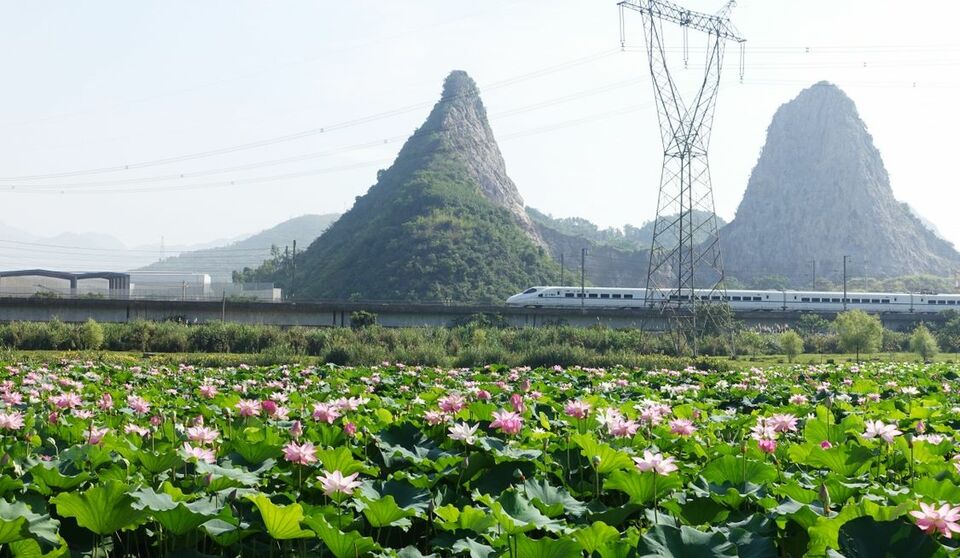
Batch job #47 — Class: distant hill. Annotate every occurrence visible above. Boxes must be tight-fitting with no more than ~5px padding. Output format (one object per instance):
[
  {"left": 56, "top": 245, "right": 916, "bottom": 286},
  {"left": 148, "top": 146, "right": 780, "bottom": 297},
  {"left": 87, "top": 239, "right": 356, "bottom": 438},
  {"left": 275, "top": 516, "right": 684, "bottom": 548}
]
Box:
[
  {"left": 721, "top": 81, "right": 960, "bottom": 286},
  {"left": 242, "top": 71, "right": 559, "bottom": 302},
  {"left": 528, "top": 208, "right": 726, "bottom": 252},
  {"left": 139, "top": 214, "right": 339, "bottom": 281}
]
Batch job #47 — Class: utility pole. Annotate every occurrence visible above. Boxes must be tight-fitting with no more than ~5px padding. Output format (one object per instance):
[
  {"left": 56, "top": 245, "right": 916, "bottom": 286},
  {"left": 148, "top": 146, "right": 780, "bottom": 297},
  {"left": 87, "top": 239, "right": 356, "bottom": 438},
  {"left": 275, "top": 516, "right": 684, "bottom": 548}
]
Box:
[
  {"left": 580, "top": 248, "right": 587, "bottom": 309},
  {"left": 843, "top": 255, "right": 850, "bottom": 310},
  {"left": 863, "top": 258, "right": 868, "bottom": 291},
  {"left": 560, "top": 253, "right": 565, "bottom": 286},
  {"left": 811, "top": 259, "right": 817, "bottom": 290},
  {"left": 291, "top": 239, "right": 297, "bottom": 299}
]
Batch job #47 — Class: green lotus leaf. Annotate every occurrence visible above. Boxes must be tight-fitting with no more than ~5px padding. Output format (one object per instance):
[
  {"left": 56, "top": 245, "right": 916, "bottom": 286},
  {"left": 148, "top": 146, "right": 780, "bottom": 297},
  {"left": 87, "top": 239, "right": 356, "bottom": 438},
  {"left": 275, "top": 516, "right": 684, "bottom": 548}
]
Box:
[
  {"left": 514, "top": 534, "right": 581, "bottom": 558},
  {"left": 303, "top": 514, "right": 378, "bottom": 558},
  {"left": 837, "top": 516, "right": 939, "bottom": 558},
  {"left": 51, "top": 480, "right": 145, "bottom": 536},
  {"left": 572, "top": 521, "right": 620, "bottom": 554},
  {"left": 604, "top": 470, "right": 681, "bottom": 505},
  {"left": 570, "top": 434, "right": 634, "bottom": 474},
  {"left": 637, "top": 525, "right": 737, "bottom": 558},
  {"left": 247, "top": 493, "right": 313, "bottom": 540}
]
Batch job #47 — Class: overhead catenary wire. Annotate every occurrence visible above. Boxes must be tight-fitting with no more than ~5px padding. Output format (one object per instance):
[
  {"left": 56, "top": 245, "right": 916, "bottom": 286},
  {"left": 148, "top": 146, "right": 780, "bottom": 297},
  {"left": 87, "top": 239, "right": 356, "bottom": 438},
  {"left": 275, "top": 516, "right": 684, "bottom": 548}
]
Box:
[{"left": 0, "top": 48, "right": 622, "bottom": 183}]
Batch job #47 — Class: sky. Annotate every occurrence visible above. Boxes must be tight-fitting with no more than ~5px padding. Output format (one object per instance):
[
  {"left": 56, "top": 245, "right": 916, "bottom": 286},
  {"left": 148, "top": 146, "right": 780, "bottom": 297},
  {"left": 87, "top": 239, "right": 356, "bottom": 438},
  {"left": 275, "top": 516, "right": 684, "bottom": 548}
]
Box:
[{"left": 1, "top": 0, "right": 960, "bottom": 266}]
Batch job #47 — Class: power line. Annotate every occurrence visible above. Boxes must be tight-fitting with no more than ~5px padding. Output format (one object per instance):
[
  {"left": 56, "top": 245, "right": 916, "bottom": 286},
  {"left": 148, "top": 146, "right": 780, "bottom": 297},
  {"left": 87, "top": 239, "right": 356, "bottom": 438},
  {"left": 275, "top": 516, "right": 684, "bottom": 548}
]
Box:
[{"left": 0, "top": 49, "right": 620, "bottom": 183}]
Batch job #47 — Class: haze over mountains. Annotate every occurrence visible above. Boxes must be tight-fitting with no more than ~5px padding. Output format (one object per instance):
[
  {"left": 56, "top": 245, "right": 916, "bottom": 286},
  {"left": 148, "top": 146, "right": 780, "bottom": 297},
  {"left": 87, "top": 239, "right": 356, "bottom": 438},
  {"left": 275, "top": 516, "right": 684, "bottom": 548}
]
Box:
[
  {"left": 720, "top": 81, "right": 960, "bottom": 286},
  {"left": 4, "top": 75, "right": 957, "bottom": 299}
]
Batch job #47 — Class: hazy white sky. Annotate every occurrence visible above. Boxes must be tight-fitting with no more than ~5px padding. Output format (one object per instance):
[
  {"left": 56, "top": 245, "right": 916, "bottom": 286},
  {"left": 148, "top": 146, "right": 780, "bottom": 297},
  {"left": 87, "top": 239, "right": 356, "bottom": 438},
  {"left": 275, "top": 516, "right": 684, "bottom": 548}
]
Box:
[{"left": 1, "top": 0, "right": 959, "bottom": 257}]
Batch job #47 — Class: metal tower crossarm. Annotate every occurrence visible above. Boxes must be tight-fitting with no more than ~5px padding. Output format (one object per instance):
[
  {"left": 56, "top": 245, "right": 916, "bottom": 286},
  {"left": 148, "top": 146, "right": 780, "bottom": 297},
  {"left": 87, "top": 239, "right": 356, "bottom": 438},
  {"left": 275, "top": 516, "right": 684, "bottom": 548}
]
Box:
[{"left": 618, "top": 0, "right": 745, "bottom": 43}]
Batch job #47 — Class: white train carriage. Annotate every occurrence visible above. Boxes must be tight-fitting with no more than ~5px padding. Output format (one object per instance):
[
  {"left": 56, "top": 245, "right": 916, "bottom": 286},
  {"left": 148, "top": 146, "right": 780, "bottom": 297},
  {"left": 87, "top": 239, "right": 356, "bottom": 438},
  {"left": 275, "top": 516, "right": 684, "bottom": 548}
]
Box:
[{"left": 506, "top": 286, "right": 960, "bottom": 313}]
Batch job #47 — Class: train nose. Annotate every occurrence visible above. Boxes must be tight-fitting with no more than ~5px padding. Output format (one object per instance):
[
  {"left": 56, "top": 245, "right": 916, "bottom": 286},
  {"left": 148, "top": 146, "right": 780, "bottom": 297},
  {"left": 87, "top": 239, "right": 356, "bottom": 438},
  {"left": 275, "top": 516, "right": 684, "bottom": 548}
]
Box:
[{"left": 506, "top": 293, "right": 521, "bottom": 304}]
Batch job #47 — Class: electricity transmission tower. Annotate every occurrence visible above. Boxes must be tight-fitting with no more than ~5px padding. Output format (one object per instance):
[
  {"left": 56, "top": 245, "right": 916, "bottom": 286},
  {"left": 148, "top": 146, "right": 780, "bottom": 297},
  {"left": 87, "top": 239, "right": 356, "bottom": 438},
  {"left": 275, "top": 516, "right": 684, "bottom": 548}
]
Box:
[{"left": 618, "top": 0, "right": 744, "bottom": 353}]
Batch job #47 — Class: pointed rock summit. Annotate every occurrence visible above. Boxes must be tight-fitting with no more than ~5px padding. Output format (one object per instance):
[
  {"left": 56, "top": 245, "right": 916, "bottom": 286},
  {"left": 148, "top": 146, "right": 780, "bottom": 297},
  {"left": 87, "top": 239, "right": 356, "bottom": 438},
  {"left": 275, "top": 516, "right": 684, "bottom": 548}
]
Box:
[
  {"left": 409, "top": 70, "right": 541, "bottom": 242},
  {"left": 721, "top": 81, "right": 959, "bottom": 284},
  {"left": 288, "top": 71, "right": 557, "bottom": 302}
]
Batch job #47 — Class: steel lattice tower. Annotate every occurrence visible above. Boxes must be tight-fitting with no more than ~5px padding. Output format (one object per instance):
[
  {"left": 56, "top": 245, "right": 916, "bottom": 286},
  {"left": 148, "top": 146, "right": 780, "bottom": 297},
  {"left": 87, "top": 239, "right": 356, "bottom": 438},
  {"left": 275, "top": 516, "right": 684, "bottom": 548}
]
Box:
[{"left": 619, "top": 0, "right": 744, "bottom": 351}]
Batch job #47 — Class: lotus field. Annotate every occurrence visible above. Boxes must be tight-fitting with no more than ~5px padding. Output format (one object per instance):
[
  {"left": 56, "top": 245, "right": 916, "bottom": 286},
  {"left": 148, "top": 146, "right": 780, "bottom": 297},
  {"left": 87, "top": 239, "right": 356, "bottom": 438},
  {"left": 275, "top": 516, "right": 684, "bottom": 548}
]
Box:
[{"left": 0, "top": 360, "right": 959, "bottom": 557}]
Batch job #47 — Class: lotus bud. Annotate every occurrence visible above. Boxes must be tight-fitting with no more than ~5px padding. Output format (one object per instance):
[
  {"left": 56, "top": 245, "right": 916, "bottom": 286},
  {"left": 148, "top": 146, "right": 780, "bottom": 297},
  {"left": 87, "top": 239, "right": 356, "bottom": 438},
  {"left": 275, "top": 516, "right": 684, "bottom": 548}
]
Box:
[
  {"left": 915, "top": 420, "right": 926, "bottom": 434},
  {"left": 818, "top": 482, "right": 831, "bottom": 515}
]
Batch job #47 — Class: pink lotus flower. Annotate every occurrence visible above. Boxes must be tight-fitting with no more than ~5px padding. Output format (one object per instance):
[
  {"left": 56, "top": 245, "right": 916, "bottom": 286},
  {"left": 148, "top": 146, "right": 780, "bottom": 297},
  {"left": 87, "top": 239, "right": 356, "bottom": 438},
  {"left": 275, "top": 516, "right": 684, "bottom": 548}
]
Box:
[
  {"left": 758, "top": 439, "right": 777, "bottom": 454},
  {"left": 283, "top": 441, "right": 318, "bottom": 466},
  {"left": 318, "top": 470, "right": 362, "bottom": 497},
  {"left": 769, "top": 414, "right": 798, "bottom": 433},
  {"left": 98, "top": 393, "right": 113, "bottom": 411},
  {"left": 235, "top": 399, "right": 261, "bottom": 417},
  {"left": 50, "top": 393, "right": 81, "bottom": 409},
  {"left": 448, "top": 422, "right": 479, "bottom": 445},
  {"left": 788, "top": 394, "right": 808, "bottom": 405},
  {"left": 182, "top": 442, "right": 216, "bottom": 464},
  {"left": 490, "top": 410, "right": 523, "bottom": 435},
  {"left": 911, "top": 502, "right": 960, "bottom": 538},
  {"left": 424, "top": 410, "right": 447, "bottom": 425},
  {"left": 311, "top": 402, "right": 340, "bottom": 424},
  {"left": 85, "top": 426, "right": 109, "bottom": 445},
  {"left": 564, "top": 400, "right": 591, "bottom": 420},
  {"left": 1, "top": 392, "right": 22, "bottom": 406},
  {"left": 127, "top": 395, "right": 151, "bottom": 415},
  {"left": 669, "top": 418, "right": 697, "bottom": 437},
  {"left": 186, "top": 426, "right": 220, "bottom": 445},
  {"left": 863, "top": 420, "right": 902, "bottom": 444},
  {"left": 260, "top": 400, "right": 278, "bottom": 417},
  {"left": 124, "top": 424, "right": 150, "bottom": 437},
  {"left": 0, "top": 411, "right": 24, "bottom": 431},
  {"left": 290, "top": 420, "right": 304, "bottom": 439},
  {"left": 343, "top": 422, "right": 357, "bottom": 437},
  {"left": 609, "top": 418, "right": 639, "bottom": 438},
  {"left": 633, "top": 450, "right": 678, "bottom": 475},
  {"left": 438, "top": 394, "right": 466, "bottom": 413},
  {"left": 820, "top": 440, "right": 833, "bottom": 449},
  {"left": 475, "top": 390, "right": 491, "bottom": 401},
  {"left": 199, "top": 384, "right": 218, "bottom": 399},
  {"left": 510, "top": 393, "right": 525, "bottom": 413}
]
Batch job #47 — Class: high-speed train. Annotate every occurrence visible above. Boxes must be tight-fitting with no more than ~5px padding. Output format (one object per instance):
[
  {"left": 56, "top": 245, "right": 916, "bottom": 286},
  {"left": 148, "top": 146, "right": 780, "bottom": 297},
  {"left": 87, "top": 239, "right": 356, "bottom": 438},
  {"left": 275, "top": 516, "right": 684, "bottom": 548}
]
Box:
[{"left": 506, "top": 286, "right": 960, "bottom": 313}]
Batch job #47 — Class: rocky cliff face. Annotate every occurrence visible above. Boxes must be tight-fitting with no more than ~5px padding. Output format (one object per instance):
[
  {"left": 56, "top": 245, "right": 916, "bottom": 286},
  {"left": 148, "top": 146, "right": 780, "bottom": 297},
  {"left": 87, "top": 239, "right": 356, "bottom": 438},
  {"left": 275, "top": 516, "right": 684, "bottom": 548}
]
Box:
[
  {"left": 285, "top": 71, "right": 558, "bottom": 302},
  {"left": 421, "top": 71, "right": 542, "bottom": 244},
  {"left": 721, "top": 81, "right": 959, "bottom": 285}
]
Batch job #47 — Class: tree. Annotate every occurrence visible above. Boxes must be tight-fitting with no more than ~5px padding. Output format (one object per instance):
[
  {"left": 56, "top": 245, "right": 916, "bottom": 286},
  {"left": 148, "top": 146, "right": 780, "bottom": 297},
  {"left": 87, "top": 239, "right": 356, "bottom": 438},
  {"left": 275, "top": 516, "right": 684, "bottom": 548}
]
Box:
[
  {"left": 780, "top": 330, "right": 803, "bottom": 363},
  {"left": 833, "top": 310, "right": 883, "bottom": 362},
  {"left": 909, "top": 324, "right": 938, "bottom": 362},
  {"left": 79, "top": 319, "right": 104, "bottom": 350}
]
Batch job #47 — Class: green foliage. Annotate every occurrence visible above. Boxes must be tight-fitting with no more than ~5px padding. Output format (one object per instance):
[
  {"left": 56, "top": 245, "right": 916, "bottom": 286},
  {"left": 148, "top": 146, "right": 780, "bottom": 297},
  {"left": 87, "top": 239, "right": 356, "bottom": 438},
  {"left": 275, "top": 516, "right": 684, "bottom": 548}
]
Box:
[
  {"left": 241, "top": 81, "right": 560, "bottom": 303},
  {"left": 834, "top": 310, "right": 883, "bottom": 360},
  {"left": 78, "top": 319, "right": 103, "bottom": 351},
  {"left": 909, "top": 324, "right": 938, "bottom": 362},
  {"left": 780, "top": 330, "right": 804, "bottom": 362},
  {"left": 350, "top": 311, "right": 377, "bottom": 330}
]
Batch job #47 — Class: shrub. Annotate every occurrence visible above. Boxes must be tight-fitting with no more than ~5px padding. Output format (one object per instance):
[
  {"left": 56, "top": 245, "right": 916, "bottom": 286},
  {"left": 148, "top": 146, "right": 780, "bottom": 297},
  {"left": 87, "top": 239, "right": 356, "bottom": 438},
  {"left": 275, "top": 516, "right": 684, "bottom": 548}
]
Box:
[
  {"left": 909, "top": 324, "right": 939, "bottom": 362},
  {"left": 350, "top": 311, "right": 377, "bottom": 330},
  {"left": 79, "top": 319, "right": 104, "bottom": 350},
  {"left": 780, "top": 330, "right": 803, "bottom": 363}
]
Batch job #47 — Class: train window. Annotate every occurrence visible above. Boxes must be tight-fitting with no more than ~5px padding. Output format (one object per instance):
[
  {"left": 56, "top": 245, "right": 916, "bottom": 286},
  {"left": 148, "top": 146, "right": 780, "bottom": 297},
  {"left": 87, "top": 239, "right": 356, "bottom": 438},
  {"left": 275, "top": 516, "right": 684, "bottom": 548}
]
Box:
[
  {"left": 711, "top": 295, "right": 720, "bottom": 301},
  {"left": 537, "top": 294, "right": 543, "bottom": 298},
  {"left": 577, "top": 293, "right": 585, "bottom": 298},
  {"left": 523, "top": 288, "right": 538, "bottom": 294},
  {"left": 882, "top": 299, "right": 890, "bottom": 303},
  {"left": 600, "top": 294, "right": 609, "bottom": 299},
  {"left": 812, "top": 298, "right": 820, "bottom": 303},
  {"left": 588, "top": 293, "right": 598, "bottom": 298},
  {"left": 624, "top": 294, "right": 634, "bottom": 299},
  {"left": 612, "top": 294, "right": 621, "bottom": 299},
  {"left": 732, "top": 296, "right": 741, "bottom": 301},
  {"left": 871, "top": 299, "right": 880, "bottom": 304},
  {"left": 753, "top": 297, "right": 761, "bottom": 301},
  {"left": 832, "top": 298, "right": 840, "bottom": 303},
  {"left": 929, "top": 300, "right": 937, "bottom": 304},
  {"left": 801, "top": 298, "right": 810, "bottom": 302},
  {"left": 565, "top": 293, "right": 574, "bottom": 298}
]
